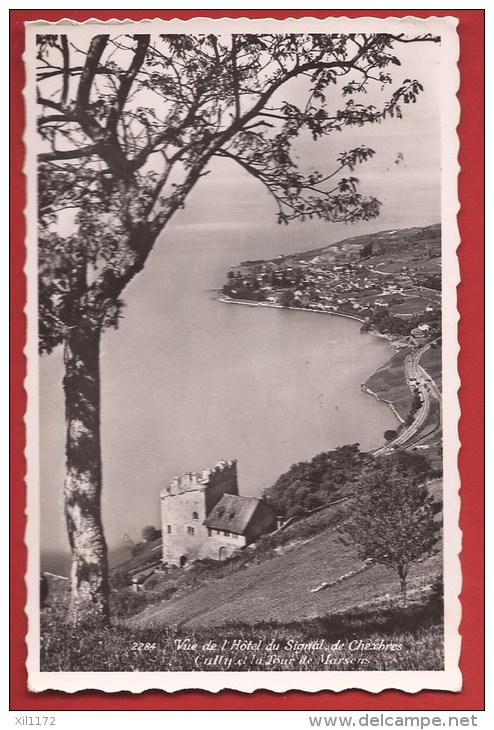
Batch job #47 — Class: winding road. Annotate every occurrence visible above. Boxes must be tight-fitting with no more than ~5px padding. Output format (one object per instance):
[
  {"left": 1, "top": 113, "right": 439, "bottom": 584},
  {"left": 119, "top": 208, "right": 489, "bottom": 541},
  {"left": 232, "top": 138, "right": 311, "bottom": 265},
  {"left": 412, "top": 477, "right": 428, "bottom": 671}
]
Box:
[{"left": 374, "top": 340, "right": 441, "bottom": 456}]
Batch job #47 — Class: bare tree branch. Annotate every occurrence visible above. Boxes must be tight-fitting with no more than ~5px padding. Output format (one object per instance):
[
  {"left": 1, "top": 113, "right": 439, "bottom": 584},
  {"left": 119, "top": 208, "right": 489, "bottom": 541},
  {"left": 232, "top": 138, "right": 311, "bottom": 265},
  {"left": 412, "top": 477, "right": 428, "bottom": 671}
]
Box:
[
  {"left": 39, "top": 144, "right": 101, "bottom": 162},
  {"left": 105, "top": 35, "right": 150, "bottom": 136}
]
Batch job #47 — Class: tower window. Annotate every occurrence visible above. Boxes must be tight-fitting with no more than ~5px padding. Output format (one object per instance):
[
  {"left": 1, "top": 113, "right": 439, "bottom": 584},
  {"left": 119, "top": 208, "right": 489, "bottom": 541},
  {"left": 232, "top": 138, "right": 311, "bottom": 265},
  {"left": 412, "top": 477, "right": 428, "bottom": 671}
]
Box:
[
  {"left": 187, "top": 526, "right": 195, "bottom": 535},
  {"left": 167, "top": 525, "right": 172, "bottom": 534},
  {"left": 207, "top": 529, "right": 212, "bottom": 537},
  {"left": 192, "top": 511, "right": 199, "bottom": 520}
]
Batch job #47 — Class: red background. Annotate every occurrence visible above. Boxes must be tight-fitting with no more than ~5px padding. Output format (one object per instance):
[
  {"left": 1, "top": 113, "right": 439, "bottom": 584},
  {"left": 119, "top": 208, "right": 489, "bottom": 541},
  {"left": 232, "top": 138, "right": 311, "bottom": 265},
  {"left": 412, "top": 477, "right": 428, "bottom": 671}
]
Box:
[{"left": 9, "top": 9, "right": 484, "bottom": 712}]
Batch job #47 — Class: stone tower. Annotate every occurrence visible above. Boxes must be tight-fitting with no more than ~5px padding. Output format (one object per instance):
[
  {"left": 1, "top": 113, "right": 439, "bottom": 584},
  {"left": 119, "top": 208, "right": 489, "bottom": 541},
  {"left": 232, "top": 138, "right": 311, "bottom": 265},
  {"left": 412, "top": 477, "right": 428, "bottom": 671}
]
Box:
[{"left": 160, "top": 459, "right": 238, "bottom": 566}]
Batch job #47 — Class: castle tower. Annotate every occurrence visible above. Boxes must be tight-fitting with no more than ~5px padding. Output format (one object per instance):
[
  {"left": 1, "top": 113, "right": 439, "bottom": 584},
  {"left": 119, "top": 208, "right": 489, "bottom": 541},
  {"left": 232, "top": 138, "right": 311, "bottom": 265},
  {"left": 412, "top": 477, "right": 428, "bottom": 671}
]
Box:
[{"left": 160, "top": 460, "right": 238, "bottom": 567}]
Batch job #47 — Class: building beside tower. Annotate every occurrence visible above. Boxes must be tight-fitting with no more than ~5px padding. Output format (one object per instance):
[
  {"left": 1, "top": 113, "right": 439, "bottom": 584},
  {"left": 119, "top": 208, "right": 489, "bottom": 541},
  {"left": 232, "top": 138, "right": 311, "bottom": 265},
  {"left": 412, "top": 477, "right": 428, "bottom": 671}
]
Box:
[{"left": 160, "top": 459, "right": 277, "bottom": 566}]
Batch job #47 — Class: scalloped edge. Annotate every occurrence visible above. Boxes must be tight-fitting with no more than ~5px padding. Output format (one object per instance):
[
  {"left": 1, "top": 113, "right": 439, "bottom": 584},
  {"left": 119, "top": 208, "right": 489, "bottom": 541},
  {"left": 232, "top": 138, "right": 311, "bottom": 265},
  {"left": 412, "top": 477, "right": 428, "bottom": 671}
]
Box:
[{"left": 23, "top": 14, "right": 462, "bottom": 695}]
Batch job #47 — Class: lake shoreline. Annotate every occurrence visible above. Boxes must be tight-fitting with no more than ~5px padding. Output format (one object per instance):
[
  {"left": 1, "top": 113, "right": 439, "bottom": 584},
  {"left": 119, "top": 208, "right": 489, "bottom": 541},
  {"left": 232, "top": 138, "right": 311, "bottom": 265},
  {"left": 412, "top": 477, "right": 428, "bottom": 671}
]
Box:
[
  {"left": 215, "top": 294, "right": 396, "bottom": 342},
  {"left": 216, "top": 294, "right": 404, "bottom": 436}
]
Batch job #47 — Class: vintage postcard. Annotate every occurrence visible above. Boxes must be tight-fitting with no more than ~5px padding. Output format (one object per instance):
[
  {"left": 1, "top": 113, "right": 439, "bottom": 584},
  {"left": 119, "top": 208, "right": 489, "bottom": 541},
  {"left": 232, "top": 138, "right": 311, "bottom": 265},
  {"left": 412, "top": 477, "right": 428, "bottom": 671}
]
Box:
[{"left": 23, "top": 14, "right": 461, "bottom": 693}]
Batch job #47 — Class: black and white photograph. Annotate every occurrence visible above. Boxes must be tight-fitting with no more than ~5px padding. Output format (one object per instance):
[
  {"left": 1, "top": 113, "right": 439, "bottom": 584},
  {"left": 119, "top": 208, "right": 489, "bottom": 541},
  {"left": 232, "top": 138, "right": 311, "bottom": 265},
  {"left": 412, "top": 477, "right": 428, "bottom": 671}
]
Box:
[{"left": 24, "top": 15, "right": 461, "bottom": 693}]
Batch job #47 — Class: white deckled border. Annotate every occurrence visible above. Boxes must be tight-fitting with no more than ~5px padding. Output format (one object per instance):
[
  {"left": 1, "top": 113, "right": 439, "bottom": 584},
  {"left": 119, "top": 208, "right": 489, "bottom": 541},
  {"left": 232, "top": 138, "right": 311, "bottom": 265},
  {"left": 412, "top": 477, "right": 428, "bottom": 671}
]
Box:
[{"left": 23, "top": 14, "right": 462, "bottom": 694}]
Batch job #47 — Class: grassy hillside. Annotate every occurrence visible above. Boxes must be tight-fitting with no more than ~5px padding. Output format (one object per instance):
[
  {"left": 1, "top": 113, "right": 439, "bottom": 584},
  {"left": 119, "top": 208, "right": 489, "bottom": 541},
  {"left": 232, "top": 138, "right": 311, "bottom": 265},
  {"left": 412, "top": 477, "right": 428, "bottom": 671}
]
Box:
[
  {"left": 41, "top": 482, "right": 443, "bottom": 672},
  {"left": 364, "top": 348, "right": 413, "bottom": 421},
  {"left": 129, "top": 517, "right": 441, "bottom": 630},
  {"left": 420, "top": 344, "right": 442, "bottom": 390},
  {"left": 40, "top": 512, "right": 443, "bottom": 671},
  {"left": 268, "top": 224, "right": 441, "bottom": 268},
  {"left": 41, "top": 593, "right": 443, "bottom": 672}
]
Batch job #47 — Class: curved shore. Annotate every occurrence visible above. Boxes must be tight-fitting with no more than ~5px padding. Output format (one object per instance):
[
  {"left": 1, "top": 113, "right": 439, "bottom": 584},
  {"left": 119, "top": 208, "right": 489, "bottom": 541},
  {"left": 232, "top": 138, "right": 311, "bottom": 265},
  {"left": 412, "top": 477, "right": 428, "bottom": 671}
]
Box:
[
  {"left": 217, "top": 295, "right": 365, "bottom": 323},
  {"left": 360, "top": 385, "right": 405, "bottom": 425},
  {"left": 216, "top": 294, "right": 404, "bottom": 438},
  {"left": 216, "top": 295, "right": 395, "bottom": 342}
]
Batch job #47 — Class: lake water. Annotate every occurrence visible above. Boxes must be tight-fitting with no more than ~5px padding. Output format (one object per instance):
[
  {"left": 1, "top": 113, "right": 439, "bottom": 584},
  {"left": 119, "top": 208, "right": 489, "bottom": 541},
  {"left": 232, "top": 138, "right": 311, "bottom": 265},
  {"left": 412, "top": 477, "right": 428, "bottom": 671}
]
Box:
[
  {"left": 40, "top": 137, "right": 440, "bottom": 571},
  {"left": 39, "top": 223, "right": 400, "bottom": 571}
]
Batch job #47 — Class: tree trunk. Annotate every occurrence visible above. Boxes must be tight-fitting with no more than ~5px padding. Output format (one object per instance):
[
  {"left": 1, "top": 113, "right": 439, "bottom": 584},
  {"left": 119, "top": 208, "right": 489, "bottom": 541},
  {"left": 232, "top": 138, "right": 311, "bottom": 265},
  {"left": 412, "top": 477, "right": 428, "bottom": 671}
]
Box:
[
  {"left": 398, "top": 564, "right": 408, "bottom": 606},
  {"left": 63, "top": 323, "right": 110, "bottom": 627}
]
